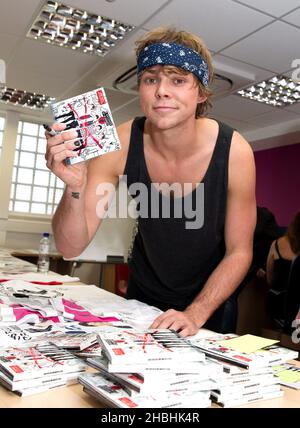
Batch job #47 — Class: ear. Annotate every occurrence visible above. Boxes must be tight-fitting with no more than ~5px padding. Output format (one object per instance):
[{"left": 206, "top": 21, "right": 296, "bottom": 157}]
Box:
[{"left": 197, "top": 94, "right": 207, "bottom": 104}]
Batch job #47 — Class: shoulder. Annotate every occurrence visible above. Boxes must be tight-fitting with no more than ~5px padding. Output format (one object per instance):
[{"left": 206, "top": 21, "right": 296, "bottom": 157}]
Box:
[
  {"left": 228, "top": 130, "right": 255, "bottom": 190},
  {"left": 267, "top": 240, "right": 277, "bottom": 263},
  {"left": 270, "top": 237, "right": 289, "bottom": 257},
  {"left": 278, "top": 235, "right": 294, "bottom": 255},
  {"left": 269, "top": 239, "right": 277, "bottom": 253},
  {"left": 230, "top": 130, "right": 255, "bottom": 161},
  {"left": 277, "top": 235, "right": 288, "bottom": 249}
]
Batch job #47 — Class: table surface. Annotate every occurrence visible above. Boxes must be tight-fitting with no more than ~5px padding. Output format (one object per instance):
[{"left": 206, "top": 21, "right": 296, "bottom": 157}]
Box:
[
  {"left": 0, "top": 366, "right": 299, "bottom": 408},
  {"left": 11, "top": 249, "right": 64, "bottom": 260},
  {"left": 0, "top": 249, "right": 299, "bottom": 408}
]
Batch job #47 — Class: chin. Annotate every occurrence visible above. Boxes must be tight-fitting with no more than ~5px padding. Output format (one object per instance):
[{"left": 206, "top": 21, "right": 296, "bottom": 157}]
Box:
[
  {"left": 149, "top": 115, "right": 187, "bottom": 131},
  {"left": 150, "top": 118, "right": 176, "bottom": 130},
  {"left": 146, "top": 113, "right": 178, "bottom": 130}
]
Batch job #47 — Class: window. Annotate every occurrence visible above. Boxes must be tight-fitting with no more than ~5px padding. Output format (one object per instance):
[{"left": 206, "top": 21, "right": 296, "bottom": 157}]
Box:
[
  {"left": 9, "top": 120, "right": 65, "bottom": 215},
  {"left": 0, "top": 116, "right": 5, "bottom": 157}
]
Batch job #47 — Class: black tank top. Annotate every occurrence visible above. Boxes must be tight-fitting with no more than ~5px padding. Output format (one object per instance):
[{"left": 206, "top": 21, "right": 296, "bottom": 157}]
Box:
[
  {"left": 271, "top": 239, "right": 292, "bottom": 291},
  {"left": 124, "top": 116, "right": 233, "bottom": 309}
]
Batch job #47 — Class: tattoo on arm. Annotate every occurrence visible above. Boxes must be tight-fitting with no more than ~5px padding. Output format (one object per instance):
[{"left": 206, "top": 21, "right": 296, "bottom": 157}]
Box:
[{"left": 71, "top": 192, "right": 80, "bottom": 199}]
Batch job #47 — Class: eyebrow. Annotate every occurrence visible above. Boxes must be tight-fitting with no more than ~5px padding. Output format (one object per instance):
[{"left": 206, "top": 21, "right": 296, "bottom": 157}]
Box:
[
  {"left": 143, "top": 68, "right": 159, "bottom": 75},
  {"left": 143, "top": 68, "right": 187, "bottom": 77}
]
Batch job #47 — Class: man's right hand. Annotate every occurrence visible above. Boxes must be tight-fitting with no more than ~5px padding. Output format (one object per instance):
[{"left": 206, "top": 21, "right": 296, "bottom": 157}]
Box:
[{"left": 45, "top": 122, "right": 87, "bottom": 190}]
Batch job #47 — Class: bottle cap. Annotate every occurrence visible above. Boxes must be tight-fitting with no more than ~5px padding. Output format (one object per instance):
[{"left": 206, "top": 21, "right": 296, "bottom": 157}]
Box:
[{"left": 43, "top": 233, "right": 50, "bottom": 237}]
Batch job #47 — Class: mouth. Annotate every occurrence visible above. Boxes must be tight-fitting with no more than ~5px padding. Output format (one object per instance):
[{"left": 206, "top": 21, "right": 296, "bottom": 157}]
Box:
[{"left": 153, "top": 106, "right": 177, "bottom": 111}]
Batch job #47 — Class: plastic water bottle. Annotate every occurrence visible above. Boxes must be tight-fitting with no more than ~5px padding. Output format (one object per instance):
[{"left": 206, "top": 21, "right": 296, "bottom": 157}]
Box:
[{"left": 37, "top": 233, "right": 50, "bottom": 273}]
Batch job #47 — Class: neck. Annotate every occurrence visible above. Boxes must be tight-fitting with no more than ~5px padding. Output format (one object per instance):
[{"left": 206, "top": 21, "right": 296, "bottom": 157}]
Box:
[{"left": 145, "top": 116, "right": 202, "bottom": 160}]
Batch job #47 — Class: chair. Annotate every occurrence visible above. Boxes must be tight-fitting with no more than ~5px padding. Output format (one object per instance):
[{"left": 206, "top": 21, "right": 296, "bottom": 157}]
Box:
[
  {"left": 266, "top": 254, "right": 300, "bottom": 334},
  {"left": 114, "top": 264, "right": 129, "bottom": 297},
  {"left": 283, "top": 254, "right": 300, "bottom": 334}
]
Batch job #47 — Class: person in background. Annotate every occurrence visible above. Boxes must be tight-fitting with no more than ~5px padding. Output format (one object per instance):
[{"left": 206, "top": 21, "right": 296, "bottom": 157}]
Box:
[
  {"left": 45, "top": 26, "right": 256, "bottom": 336},
  {"left": 241, "top": 206, "right": 282, "bottom": 282},
  {"left": 266, "top": 210, "right": 300, "bottom": 284},
  {"left": 266, "top": 210, "right": 300, "bottom": 328},
  {"left": 253, "top": 207, "right": 282, "bottom": 276}
]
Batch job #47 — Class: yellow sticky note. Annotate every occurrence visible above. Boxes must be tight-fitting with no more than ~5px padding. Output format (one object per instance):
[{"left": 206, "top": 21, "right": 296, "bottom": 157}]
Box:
[
  {"left": 219, "top": 334, "right": 279, "bottom": 354},
  {"left": 277, "top": 369, "right": 300, "bottom": 383}
]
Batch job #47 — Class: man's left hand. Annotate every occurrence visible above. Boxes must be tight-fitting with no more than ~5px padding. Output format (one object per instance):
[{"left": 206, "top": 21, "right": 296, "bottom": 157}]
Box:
[{"left": 149, "top": 309, "right": 199, "bottom": 337}]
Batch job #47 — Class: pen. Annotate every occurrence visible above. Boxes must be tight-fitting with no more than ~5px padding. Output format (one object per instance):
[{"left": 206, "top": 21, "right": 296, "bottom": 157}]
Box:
[{"left": 43, "top": 124, "right": 57, "bottom": 136}]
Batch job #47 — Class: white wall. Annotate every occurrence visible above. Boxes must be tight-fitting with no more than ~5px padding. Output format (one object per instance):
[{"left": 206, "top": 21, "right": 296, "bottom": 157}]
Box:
[{"left": 0, "top": 106, "right": 54, "bottom": 246}]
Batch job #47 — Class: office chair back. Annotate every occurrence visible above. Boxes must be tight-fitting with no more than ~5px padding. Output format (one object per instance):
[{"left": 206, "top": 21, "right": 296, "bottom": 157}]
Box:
[
  {"left": 266, "top": 253, "right": 300, "bottom": 332},
  {"left": 284, "top": 254, "right": 300, "bottom": 333}
]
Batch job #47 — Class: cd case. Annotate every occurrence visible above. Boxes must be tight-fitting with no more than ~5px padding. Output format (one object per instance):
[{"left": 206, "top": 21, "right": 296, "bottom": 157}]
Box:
[{"left": 51, "top": 88, "right": 121, "bottom": 165}]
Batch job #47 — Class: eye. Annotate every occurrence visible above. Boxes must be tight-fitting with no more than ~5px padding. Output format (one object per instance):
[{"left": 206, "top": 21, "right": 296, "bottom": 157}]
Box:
[
  {"left": 141, "top": 75, "right": 157, "bottom": 85},
  {"left": 143, "top": 77, "right": 157, "bottom": 85},
  {"left": 173, "top": 78, "right": 186, "bottom": 85}
]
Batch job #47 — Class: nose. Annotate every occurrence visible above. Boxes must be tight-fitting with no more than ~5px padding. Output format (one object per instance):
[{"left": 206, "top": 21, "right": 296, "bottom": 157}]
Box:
[{"left": 155, "top": 79, "right": 170, "bottom": 98}]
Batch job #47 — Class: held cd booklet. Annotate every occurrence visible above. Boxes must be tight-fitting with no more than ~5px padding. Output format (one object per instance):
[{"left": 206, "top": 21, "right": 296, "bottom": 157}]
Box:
[{"left": 51, "top": 88, "right": 121, "bottom": 165}]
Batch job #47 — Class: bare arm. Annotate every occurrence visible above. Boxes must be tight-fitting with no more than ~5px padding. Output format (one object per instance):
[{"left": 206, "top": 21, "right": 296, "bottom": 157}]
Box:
[
  {"left": 266, "top": 241, "right": 275, "bottom": 285},
  {"left": 151, "top": 131, "right": 256, "bottom": 336},
  {"left": 51, "top": 185, "right": 90, "bottom": 259},
  {"left": 51, "top": 154, "right": 120, "bottom": 258},
  {"left": 47, "top": 121, "right": 131, "bottom": 258}
]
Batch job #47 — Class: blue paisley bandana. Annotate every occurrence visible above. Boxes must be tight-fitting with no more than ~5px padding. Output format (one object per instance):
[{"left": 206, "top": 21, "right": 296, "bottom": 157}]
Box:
[{"left": 137, "top": 42, "right": 209, "bottom": 87}]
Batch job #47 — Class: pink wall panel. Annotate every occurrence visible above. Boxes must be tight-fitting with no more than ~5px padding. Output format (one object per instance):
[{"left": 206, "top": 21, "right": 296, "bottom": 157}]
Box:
[{"left": 254, "top": 143, "right": 300, "bottom": 226}]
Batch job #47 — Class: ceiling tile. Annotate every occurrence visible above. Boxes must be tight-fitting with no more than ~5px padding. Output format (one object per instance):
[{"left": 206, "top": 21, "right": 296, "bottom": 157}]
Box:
[
  {"left": 0, "top": 33, "right": 21, "bottom": 62},
  {"left": 143, "top": 0, "right": 272, "bottom": 52},
  {"left": 210, "top": 95, "right": 274, "bottom": 120},
  {"left": 282, "top": 8, "right": 300, "bottom": 27},
  {"left": 6, "top": 68, "right": 68, "bottom": 98},
  {"left": 222, "top": 21, "right": 300, "bottom": 73},
  {"left": 8, "top": 38, "right": 99, "bottom": 80},
  {"left": 245, "top": 108, "right": 300, "bottom": 127},
  {"left": 213, "top": 54, "right": 272, "bottom": 83},
  {"left": 113, "top": 99, "right": 142, "bottom": 126},
  {"left": 68, "top": 0, "right": 169, "bottom": 26},
  {"left": 57, "top": 29, "right": 147, "bottom": 101},
  {"left": 209, "top": 114, "right": 258, "bottom": 133},
  {"left": 0, "top": 101, "right": 52, "bottom": 120},
  {"left": 233, "top": 0, "right": 300, "bottom": 17},
  {"left": 104, "top": 89, "right": 138, "bottom": 112},
  {"left": 285, "top": 103, "right": 300, "bottom": 115},
  {"left": 0, "top": 0, "right": 41, "bottom": 36}
]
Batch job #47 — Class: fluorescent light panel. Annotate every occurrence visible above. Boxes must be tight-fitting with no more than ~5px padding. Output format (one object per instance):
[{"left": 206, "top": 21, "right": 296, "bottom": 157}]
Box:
[
  {"left": 236, "top": 75, "right": 300, "bottom": 107},
  {"left": 0, "top": 87, "right": 55, "bottom": 110},
  {"left": 27, "top": 1, "right": 135, "bottom": 56}
]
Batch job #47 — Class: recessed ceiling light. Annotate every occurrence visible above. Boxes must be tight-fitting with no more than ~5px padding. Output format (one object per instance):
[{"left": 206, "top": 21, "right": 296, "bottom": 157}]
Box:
[
  {"left": 0, "top": 87, "right": 55, "bottom": 110},
  {"left": 27, "top": 1, "right": 134, "bottom": 57},
  {"left": 236, "top": 75, "right": 300, "bottom": 107}
]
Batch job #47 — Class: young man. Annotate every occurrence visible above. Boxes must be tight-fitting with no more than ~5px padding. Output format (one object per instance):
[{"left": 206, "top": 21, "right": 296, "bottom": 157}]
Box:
[{"left": 45, "top": 27, "right": 256, "bottom": 337}]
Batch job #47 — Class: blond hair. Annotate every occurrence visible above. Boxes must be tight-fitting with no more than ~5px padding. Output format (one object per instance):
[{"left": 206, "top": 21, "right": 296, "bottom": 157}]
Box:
[{"left": 135, "top": 26, "right": 214, "bottom": 118}]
